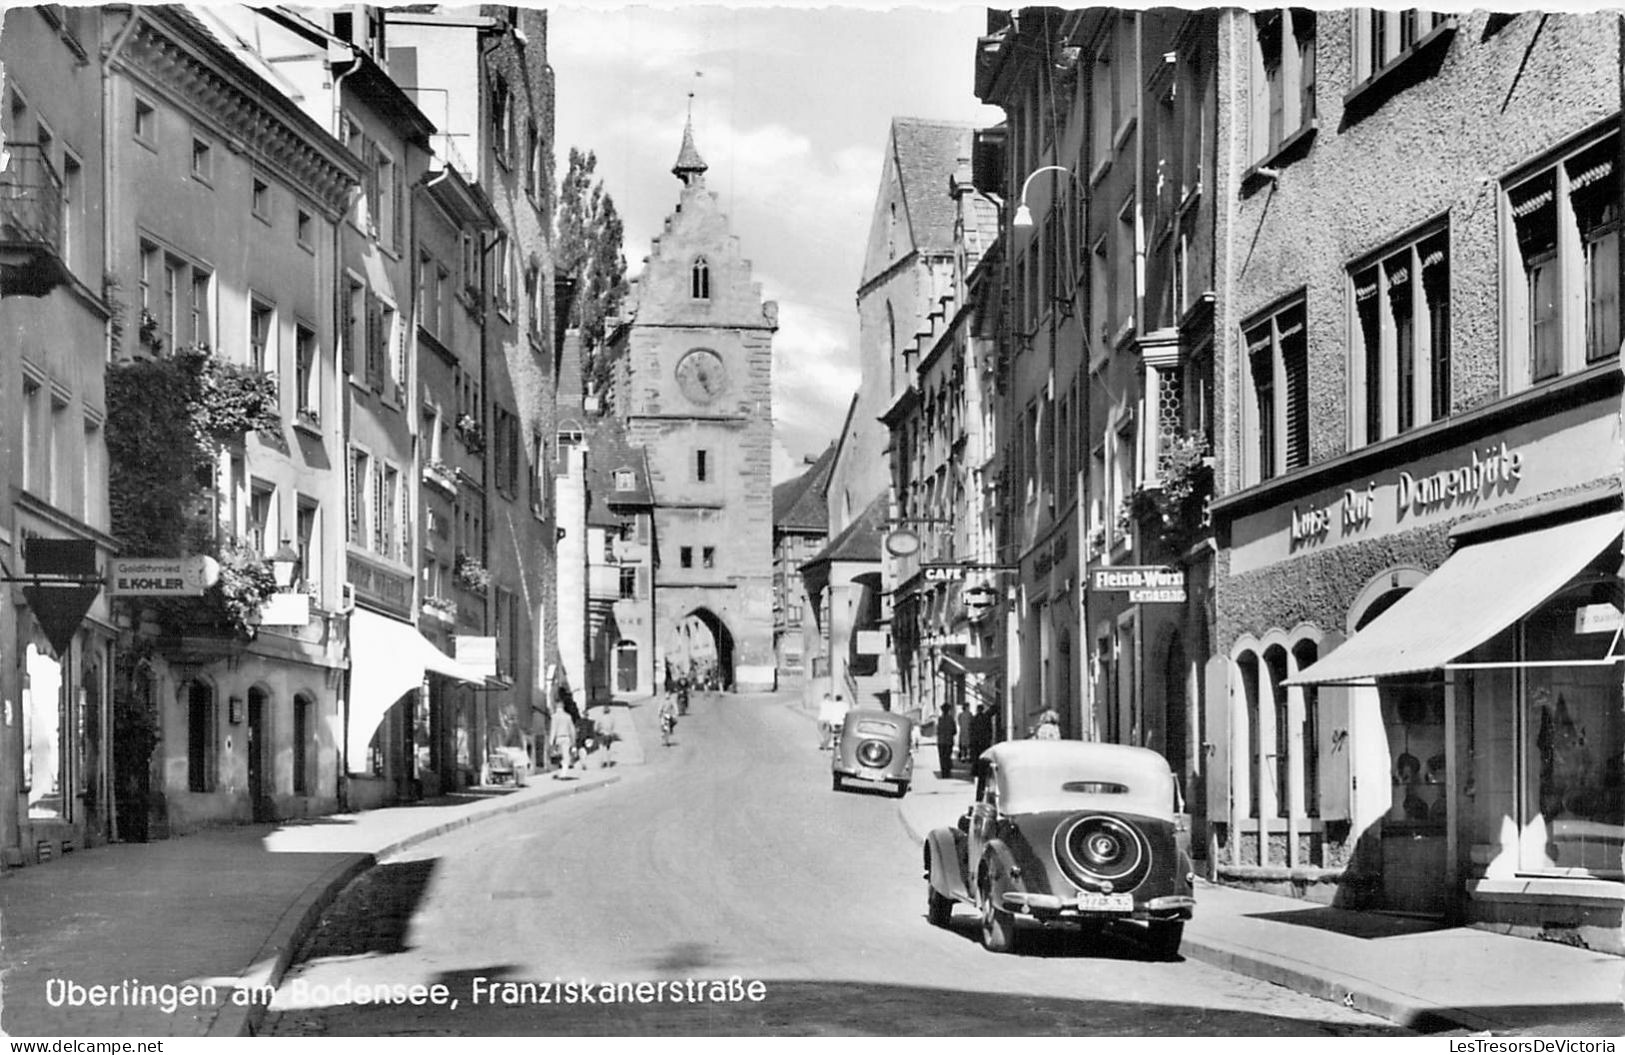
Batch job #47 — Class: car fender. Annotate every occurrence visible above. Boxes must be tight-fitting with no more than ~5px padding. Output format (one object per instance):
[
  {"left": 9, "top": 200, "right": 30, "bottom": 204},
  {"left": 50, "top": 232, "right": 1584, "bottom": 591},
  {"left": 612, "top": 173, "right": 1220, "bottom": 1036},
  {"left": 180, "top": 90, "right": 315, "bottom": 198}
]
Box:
[
  {"left": 977, "top": 839, "right": 1024, "bottom": 905},
  {"left": 925, "top": 828, "right": 971, "bottom": 901}
]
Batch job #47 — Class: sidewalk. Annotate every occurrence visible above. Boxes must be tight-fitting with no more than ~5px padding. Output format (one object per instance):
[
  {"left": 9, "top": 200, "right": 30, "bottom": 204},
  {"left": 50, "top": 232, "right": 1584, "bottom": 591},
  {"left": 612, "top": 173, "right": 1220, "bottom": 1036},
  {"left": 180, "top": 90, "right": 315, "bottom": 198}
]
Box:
[
  {"left": 892, "top": 750, "right": 1625, "bottom": 1036},
  {"left": 0, "top": 702, "right": 648, "bottom": 1039}
]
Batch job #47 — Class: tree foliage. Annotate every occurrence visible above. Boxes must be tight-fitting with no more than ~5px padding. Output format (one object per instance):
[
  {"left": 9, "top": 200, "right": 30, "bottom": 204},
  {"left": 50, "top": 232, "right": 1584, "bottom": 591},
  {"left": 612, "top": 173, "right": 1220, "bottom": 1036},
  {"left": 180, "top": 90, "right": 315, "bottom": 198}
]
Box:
[{"left": 555, "top": 147, "right": 628, "bottom": 394}]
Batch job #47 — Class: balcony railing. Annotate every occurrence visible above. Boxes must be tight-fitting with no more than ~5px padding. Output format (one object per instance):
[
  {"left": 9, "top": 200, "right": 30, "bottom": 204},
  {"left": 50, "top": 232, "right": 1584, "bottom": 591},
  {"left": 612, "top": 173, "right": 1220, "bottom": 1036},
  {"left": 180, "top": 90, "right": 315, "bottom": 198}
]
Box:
[{"left": 0, "top": 143, "right": 67, "bottom": 296}]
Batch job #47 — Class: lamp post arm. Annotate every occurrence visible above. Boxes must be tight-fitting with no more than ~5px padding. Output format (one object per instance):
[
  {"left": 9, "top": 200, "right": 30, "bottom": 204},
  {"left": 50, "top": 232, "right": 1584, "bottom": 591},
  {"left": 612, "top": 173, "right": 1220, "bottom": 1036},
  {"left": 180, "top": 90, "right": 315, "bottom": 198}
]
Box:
[{"left": 1016, "top": 164, "right": 1076, "bottom": 204}]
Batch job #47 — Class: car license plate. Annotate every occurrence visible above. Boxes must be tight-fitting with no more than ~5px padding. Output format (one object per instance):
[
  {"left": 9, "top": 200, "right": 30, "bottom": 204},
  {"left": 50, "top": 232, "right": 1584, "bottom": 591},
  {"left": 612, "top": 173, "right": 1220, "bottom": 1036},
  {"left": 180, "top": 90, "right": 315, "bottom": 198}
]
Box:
[{"left": 1076, "top": 892, "right": 1133, "bottom": 912}]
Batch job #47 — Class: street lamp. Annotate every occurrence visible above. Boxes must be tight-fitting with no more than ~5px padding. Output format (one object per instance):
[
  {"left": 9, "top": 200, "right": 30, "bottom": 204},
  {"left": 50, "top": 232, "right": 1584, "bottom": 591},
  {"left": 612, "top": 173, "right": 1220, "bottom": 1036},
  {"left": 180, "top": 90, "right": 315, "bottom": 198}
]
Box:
[
  {"left": 1011, "top": 164, "right": 1077, "bottom": 228},
  {"left": 271, "top": 538, "right": 302, "bottom": 591}
]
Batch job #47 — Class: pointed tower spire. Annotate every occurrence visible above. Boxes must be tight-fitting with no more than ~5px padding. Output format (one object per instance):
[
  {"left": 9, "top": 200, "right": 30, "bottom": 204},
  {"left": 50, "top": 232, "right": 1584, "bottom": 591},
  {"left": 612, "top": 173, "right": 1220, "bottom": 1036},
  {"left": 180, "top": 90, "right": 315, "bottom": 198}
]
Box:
[{"left": 672, "top": 91, "right": 708, "bottom": 185}]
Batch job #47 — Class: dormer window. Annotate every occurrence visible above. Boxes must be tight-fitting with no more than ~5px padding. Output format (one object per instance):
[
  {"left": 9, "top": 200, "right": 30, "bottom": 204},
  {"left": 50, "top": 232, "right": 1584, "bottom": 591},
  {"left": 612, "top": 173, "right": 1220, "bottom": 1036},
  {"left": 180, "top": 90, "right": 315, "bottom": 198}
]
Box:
[
  {"left": 691, "top": 257, "right": 710, "bottom": 300},
  {"left": 615, "top": 469, "right": 636, "bottom": 491}
]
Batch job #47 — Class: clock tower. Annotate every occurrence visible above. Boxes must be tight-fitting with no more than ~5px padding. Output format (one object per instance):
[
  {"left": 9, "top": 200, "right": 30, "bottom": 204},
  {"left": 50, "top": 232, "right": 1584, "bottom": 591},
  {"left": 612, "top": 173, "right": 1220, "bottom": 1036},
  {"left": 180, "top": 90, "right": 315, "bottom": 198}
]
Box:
[{"left": 610, "top": 113, "right": 778, "bottom": 692}]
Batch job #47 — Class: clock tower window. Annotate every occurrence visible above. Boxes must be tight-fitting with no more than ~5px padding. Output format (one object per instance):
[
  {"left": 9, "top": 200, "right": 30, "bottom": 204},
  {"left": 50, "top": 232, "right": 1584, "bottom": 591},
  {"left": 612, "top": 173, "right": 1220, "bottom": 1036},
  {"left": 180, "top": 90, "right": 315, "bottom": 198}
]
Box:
[{"left": 691, "top": 257, "right": 710, "bottom": 300}]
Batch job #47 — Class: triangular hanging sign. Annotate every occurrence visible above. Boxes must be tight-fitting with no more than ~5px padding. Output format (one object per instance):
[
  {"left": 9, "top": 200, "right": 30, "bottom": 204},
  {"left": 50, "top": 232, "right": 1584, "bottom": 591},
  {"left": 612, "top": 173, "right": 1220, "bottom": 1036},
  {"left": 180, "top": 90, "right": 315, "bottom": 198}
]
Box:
[{"left": 23, "top": 584, "right": 101, "bottom": 657}]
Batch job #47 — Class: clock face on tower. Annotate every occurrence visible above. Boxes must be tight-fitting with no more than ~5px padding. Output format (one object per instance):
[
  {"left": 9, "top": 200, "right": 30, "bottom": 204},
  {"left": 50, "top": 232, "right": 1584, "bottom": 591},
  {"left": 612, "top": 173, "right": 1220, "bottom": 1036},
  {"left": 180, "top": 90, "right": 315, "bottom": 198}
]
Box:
[{"left": 676, "top": 349, "right": 727, "bottom": 404}]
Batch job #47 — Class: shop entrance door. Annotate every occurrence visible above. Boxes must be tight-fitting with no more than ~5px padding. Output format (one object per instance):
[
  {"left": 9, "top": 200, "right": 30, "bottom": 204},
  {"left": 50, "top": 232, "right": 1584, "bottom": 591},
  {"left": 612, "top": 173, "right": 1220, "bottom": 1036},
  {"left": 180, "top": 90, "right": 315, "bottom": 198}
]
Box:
[{"left": 1378, "top": 676, "right": 1449, "bottom": 916}]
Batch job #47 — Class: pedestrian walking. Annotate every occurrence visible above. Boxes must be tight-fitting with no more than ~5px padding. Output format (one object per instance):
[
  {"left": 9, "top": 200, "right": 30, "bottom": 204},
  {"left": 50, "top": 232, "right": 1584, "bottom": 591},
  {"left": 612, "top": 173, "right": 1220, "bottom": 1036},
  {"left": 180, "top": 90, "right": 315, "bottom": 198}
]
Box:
[
  {"left": 968, "top": 703, "right": 994, "bottom": 765},
  {"left": 548, "top": 698, "right": 578, "bottom": 779},
  {"left": 935, "top": 706, "right": 957, "bottom": 778},
  {"left": 816, "top": 692, "right": 838, "bottom": 750},
  {"left": 658, "top": 693, "right": 679, "bottom": 748},
  {"left": 956, "top": 703, "right": 973, "bottom": 762}
]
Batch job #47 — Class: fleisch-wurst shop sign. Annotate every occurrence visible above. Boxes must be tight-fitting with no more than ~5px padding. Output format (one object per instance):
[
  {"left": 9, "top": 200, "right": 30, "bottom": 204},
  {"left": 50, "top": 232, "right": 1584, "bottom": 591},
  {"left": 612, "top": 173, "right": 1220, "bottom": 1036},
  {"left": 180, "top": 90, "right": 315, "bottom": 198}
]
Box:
[{"left": 1089, "top": 566, "right": 1187, "bottom": 603}]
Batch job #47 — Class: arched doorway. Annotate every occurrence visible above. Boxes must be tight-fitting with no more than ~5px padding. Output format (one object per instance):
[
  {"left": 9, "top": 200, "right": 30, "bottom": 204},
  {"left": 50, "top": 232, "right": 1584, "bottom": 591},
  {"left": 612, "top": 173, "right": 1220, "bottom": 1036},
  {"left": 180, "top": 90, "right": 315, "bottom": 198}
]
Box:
[
  {"left": 615, "top": 640, "right": 639, "bottom": 694},
  {"left": 672, "top": 608, "right": 735, "bottom": 690}
]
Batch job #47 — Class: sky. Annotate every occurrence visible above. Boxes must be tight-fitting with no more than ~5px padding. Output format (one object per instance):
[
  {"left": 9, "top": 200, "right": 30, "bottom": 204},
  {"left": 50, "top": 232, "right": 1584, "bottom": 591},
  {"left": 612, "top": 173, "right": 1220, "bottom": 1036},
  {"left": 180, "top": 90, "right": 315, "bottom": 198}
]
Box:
[{"left": 548, "top": 4, "right": 1003, "bottom": 483}]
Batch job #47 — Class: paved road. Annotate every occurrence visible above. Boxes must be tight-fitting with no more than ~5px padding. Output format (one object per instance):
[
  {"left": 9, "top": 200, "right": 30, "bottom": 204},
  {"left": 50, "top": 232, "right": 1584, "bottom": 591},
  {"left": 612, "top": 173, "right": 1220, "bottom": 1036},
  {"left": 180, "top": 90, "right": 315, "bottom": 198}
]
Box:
[{"left": 264, "top": 692, "right": 1402, "bottom": 1036}]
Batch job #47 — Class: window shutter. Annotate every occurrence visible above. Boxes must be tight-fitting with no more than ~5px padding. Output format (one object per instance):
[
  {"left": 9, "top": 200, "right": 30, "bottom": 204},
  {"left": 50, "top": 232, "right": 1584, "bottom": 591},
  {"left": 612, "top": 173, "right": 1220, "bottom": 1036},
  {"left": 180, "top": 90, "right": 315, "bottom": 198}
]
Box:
[
  {"left": 365, "top": 293, "right": 380, "bottom": 389},
  {"left": 393, "top": 162, "right": 405, "bottom": 255},
  {"left": 372, "top": 463, "right": 385, "bottom": 552},
  {"left": 1281, "top": 315, "right": 1309, "bottom": 470},
  {"left": 364, "top": 137, "right": 379, "bottom": 235},
  {"left": 1204, "top": 655, "right": 1233, "bottom": 822},
  {"left": 398, "top": 472, "right": 409, "bottom": 562},
  {"left": 347, "top": 450, "right": 360, "bottom": 541}
]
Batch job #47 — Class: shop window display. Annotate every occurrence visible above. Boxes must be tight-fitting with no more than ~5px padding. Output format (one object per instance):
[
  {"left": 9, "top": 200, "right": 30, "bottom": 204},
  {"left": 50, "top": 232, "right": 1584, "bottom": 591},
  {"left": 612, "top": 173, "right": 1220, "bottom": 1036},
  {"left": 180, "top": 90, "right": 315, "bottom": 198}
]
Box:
[
  {"left": 1380, "top": 671, "right": 1447, "bottom": 830},
  {"left": 1518, "top": 576, "right": 1622, "bottom": 875}
]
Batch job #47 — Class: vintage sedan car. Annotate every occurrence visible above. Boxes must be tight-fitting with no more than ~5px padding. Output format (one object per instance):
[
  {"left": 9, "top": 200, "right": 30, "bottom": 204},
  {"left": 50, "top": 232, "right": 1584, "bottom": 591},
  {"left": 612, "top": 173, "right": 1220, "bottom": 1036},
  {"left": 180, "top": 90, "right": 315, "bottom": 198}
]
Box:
[
  {"left": 923, "top": 740, "right": 1194, "bottom": 958},
  {"left": 831, "top": 709, "right": 914, "bottom": 797}
]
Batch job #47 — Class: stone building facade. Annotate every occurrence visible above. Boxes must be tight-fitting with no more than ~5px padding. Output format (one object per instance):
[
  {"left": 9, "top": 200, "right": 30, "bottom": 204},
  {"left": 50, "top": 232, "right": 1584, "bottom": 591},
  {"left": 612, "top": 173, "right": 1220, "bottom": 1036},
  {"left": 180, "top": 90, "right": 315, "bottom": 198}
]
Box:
[
  {"left": 1206, "top": 10, "right": 1622, "bottom": 951},
  {"left": 609, "top": 120, "right": 776, "bottom": 692}
]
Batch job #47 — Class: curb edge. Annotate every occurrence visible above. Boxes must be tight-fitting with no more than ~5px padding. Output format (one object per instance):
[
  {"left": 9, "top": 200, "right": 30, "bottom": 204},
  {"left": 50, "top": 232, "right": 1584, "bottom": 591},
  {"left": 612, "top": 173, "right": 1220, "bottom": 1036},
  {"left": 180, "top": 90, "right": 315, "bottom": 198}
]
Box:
[{"left": 216, "top": 774, "right": 622, "bottom": 1037}]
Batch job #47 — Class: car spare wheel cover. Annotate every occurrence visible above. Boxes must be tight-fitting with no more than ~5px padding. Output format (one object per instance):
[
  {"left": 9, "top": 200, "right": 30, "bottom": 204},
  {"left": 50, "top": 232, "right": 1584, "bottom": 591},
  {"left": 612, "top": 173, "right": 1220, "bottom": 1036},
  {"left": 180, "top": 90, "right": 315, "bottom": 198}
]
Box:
[
  {"left": 1055, "top": 813, "right": 1151, "bottom": 892},
  {"left": 857, "top": 738, "right": 892, "bottom": 768}
]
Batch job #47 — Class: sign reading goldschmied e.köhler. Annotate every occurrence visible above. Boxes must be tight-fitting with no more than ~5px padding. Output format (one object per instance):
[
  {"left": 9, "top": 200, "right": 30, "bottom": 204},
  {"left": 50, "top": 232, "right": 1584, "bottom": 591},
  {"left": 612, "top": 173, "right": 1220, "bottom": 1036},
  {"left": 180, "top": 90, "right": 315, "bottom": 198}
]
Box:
[
  {"left": 1290, "top": 442, "right": 1524, "bottom": 550},
  {"left": 1089, "top": 566, "right": 1187, "bottom": 603}
]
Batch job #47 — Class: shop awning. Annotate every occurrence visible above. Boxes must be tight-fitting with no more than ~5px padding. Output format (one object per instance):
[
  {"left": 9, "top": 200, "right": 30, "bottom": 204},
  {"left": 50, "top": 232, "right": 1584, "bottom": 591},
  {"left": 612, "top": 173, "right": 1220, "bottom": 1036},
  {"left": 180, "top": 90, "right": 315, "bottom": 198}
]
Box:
[
  {"left": 1288, "top": 510, "right": 1623, "bottom": 686},
  {"left": 347, "top": 608, "right": 484, "bottom": 773},
  {"left": 939, "top": 652, "right": 1005, "bottom": 678}
]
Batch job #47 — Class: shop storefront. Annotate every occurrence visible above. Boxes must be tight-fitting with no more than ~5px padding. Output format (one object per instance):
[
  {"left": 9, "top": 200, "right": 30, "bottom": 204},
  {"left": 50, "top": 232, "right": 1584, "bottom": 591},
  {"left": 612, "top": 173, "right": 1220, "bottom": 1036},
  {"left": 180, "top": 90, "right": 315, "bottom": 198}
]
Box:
[{"left": 1211, "top": 371, "right": 1622, "bottom": 950}]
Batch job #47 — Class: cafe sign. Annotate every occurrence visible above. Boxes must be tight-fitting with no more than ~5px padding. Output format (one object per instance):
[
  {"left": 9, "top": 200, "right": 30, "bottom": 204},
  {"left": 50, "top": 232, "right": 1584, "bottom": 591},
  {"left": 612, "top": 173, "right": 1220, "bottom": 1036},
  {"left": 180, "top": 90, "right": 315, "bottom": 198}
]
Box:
[{"left": 1090, "top": 566, "right": 1187, "bottom": 603}]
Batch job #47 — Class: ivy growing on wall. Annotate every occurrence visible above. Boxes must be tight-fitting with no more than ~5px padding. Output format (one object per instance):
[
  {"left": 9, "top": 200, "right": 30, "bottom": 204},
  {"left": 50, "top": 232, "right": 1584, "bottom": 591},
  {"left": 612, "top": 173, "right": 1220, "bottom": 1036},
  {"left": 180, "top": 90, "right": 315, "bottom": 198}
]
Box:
[{"left": 106, "top": 349, "right": 282, "bottom": 638}]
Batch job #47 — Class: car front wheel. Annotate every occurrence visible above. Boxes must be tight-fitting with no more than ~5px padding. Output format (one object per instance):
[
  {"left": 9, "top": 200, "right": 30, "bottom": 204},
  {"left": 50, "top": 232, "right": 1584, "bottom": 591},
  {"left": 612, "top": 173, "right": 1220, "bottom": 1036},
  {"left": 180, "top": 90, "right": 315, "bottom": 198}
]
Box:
[{"left": 979, "top": 877, "right": 1020, "bottom": 954}]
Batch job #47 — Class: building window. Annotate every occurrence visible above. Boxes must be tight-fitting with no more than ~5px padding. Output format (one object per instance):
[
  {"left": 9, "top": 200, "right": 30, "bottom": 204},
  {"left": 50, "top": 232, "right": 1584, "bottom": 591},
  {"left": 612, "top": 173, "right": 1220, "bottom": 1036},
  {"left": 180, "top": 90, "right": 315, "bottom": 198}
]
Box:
[
  {"left": 493, "top": 233, "right": 512, "bottom": 314},
  {"left": 249, "top": 298, "right": 274, "bottom": 375},
  {"left": 1241, "top": 297, "right": 1309, "bottom": 484},
  {"left": 375, "top": 148, "right": 399, "bottom": 252},
  {"left": 348, "top": 447, "right": 370, "bottom": 543},
  {"left": 296, "top": 499, "right": 318, "bottom": 595},
  {"left": 252, "top": 175, "right": 271, "bottom": 222},
  {"left": 191, "top": 136, "right": 212, "bottom": 182},
  {"left": 191, "top": 271, "right": 211, "bottom": 350},
  {"left": 294, "top": 325, "right": 317, "bottom": 424},
  {"left": 249, "top": 482, "right": 274, "bottom": 554},
  {"left": 619, "top": 566, "right": 637, "bottom": 600},
  {"left": 1352, "top": 226, "right": 1450, "bottom": 446},
  {"left": 615, "top": 469, "right": 636, "bottom": 492},
  {"left": 526, "top": 120, "right": 539, "bottom": 198},
  {"left": 691, "top": 257, "right": 710, "bottom": 300},
  {"left": 526, "top": 266, "right": 544, "bottom": 343},
  {"left": 134, "top": 97, "right": 155, "bottom": 143},
  {"left": 693, "top": 449, "right": 709, "bottom": 483},
  {"left": 702, "top": 546, "right": 715, "bottom": 569},
  {"left": 1506, "top": 132, "right": 1620, "bottom": 389},
  {"left": 1250, "top": 9, "right": 1316, "bottom": 166},
  {"left": 296, "top": 208, "right": 312, "bottom": 249},
  {"left": 680, "top": 546, "right": 693, "bottom": 569},
  {"left": 1090, "top": 35, "right": 1113, "bottom": 177},
  {"left": 490, "top": 73, "right": 512, "bottom": 167},
  {"left": 60, "top": 150, "right": 82, "bottom": 274},
  {"left": 1114, "top": 195, "right": 1135, "bottom": 338},
  {"left": 1352, "top": 10, "right": 1453, "bottom": 86}
]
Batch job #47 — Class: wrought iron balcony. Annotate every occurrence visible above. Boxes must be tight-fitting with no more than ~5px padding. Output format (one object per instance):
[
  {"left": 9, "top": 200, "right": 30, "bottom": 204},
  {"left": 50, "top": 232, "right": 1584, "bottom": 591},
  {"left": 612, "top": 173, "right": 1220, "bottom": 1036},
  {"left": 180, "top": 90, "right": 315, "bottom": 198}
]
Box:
[{"left": 0, "top": 143, "right": 68, "bottom": 296}]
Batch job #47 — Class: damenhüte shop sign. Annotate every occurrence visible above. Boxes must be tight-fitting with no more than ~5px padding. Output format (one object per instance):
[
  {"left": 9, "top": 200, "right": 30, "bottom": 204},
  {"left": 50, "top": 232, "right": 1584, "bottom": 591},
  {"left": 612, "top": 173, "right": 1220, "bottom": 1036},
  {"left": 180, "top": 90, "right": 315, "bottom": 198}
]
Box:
[{"left": 1289, "top": 442, "right": 1524, "bottom": 550}]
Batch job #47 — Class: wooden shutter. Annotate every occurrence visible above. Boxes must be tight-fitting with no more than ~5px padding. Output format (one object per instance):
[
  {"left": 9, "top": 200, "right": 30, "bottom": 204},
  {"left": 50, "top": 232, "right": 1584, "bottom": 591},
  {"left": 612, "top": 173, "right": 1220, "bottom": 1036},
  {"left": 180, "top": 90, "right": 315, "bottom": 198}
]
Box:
[
  {"left": 392, "top": 157, "right": 405, "bottom": 255},
  {"left": 1204, "top": 654, "right": 1232, "bottom": 823},
  {"left": 1280, "top": 310, "right": 1309, "bottom": 470},
  {"left": 1315, "top": 630, "right": 1352, "bottom": 821}
]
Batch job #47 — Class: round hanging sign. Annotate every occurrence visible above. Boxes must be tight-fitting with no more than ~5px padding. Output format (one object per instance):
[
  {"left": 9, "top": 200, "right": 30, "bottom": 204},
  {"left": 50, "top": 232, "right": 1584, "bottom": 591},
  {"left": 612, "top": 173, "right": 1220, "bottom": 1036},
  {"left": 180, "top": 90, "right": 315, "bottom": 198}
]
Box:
[{"left": 884, "top": 529, "right": 921, "bottom": 557}]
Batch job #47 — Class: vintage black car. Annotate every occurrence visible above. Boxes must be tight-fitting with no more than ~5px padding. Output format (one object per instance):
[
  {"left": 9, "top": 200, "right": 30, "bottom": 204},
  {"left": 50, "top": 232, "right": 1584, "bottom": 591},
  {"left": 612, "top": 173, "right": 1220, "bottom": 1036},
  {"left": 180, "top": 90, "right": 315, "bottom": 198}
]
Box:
[
  {"left": 831, "top": 709, "right": 914, "bottom": 797},
  {"left": 924, "top": 740, "right": 1194, "bottom": 958}
]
